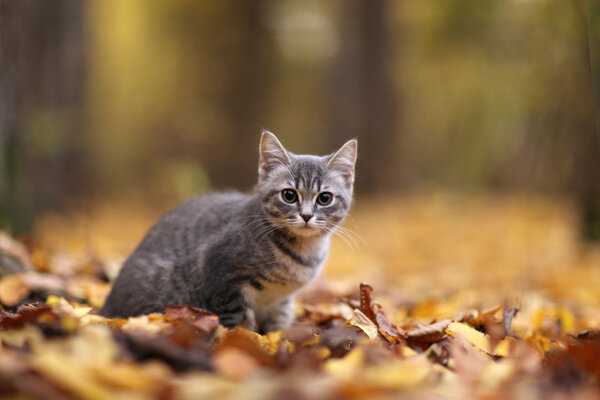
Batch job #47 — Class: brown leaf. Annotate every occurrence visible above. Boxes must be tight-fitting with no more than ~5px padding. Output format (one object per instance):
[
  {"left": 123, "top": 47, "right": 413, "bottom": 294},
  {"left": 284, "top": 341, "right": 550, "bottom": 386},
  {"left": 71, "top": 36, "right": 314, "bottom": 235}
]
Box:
[
  {"left": 568, "top": 329, "right": 600, "bottom": 342},
  {"left": 164, "top": 305, "right": 220, "bottom": 333},
  {"left": 406, "top": 320, "right": 452, "bottom": 344},
  {"left": 303, "top": 302, "right": 354, "bottom": 324},
  {"left": 450, "top": 335, "right": 491, "bottom": 384},
  {"left": 215, "top": 327, "right": 275, "bottom": 368},
  {"left": 213, "top": 348, "right": 261, "bottom": 380},
  {"left": 0, "top": 304, "right": 55, "bottom": 330},
  {"left": 462, "top": 305, "right": 503, "bottom": 327},
  {"left": 318, "top": 323, "right": 361, "bottom": 358},
  {"left": 544, "top": 340, "right": 600, "bottom": 389},
  {"left": 372, "top": 303, "right": 405, "bottom": 344},
  {"left": 359, "top": 283, "right": 375, "bottom": 321},
  {"left": 114, "top": 331, "right": 212, "bottom": 372},
  {"left": 502, "top": 306, "right": 519, "bottom": 336},
  {"left": 347, "top": 309, "right": 379, "bottom": 340},
  {"left": 283, "top": 321, "right": 316, "bottom": 345}
]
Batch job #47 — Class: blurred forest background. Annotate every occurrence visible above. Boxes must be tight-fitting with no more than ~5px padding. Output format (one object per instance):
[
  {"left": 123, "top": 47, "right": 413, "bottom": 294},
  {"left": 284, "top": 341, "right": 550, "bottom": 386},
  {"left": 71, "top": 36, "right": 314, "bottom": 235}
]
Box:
[{"left": 2, "top": 0, "right": 600, "bottom": 241}]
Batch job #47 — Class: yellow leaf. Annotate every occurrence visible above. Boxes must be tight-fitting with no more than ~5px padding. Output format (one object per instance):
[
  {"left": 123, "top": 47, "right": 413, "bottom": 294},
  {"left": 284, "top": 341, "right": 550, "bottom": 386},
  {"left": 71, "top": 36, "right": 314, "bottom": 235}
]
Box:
[
  {"left": 347, "top": 309, "right": 379, "bottom": 340},
  {"left": 363, "top": 356, "right": 432, "bottom": 389},
  {"left": 29, "top": 326, "right": 120, "bottom": 400},
  {"left": 260, "top": 330, "right": 282, "bottom": 355},
  {"left": 493, "top": 337, "right": 517, "bottom": 357},
  {"left": 556, "top": 306, "right": 576, "bottom": 333},
  {"left": 400, "top": 345, "right": 419, "bottom": 358},
  {"left": 46, "top": 295, "right": 62, "bottom": 306},
  {"left": 314, "top": 346, "right": 331, "bottom": 360},
  {"left": 324, "top": 347, "right": 365, "bottom": 379},
  {"left": 446, "top": 322, "right": 491, "bottom": 354},
  {"left": 32, "top": 352, "right": 114, "bottom": 400},
  {"left": 213, "top": 348, "right": 260, "bottom": 380},
  {"left": 0, "top": 274, "right": 30, "bottom": 306},
  {"left": 122, "top": 315, "right": 171, "bottom": 335}
]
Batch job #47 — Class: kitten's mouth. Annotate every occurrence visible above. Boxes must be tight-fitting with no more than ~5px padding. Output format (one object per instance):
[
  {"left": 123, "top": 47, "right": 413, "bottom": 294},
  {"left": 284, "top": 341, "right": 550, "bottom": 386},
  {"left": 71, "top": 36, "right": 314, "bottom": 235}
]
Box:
[{"left": 290, "top": 222, "right": 323, "bottom": 237}]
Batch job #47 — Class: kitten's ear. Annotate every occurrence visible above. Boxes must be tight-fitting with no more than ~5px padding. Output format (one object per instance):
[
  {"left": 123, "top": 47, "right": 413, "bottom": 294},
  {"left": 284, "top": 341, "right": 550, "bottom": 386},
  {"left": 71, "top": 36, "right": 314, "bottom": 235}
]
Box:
[
  {"left": 328, "top": 139, "right": 357, "bottom": 185},
  {"left": 259, "top": 130, "right": 290, "bottom": 179}
]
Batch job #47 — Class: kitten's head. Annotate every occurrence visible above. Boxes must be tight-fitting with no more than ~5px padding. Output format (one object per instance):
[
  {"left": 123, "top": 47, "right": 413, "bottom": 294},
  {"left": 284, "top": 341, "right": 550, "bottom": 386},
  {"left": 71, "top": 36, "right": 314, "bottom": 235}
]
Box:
[{"left": 257, "top": 130, "right": 357, "bottom": 238}]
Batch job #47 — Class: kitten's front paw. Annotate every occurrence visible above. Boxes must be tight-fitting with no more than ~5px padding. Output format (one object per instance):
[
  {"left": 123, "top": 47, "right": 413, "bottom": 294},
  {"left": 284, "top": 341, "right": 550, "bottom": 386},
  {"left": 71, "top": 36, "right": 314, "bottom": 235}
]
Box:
[
  {"left": 237, "top": 308, "right": 258, "bottom": 332},
  {"left": 258, "top": 298, "right": 294, "bottom": 334}
]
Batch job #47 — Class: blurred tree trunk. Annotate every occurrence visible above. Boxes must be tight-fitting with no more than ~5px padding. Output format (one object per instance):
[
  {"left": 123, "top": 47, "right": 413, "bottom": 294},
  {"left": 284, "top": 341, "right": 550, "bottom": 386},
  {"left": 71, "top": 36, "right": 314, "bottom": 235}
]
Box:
[
  {"left": 0, "top": 1, "right": 32, "bottom": 233},
  {"left": 0, "top": 0, "right": 88, "bottom": 234},
  {"left": 202, "top": 0, "right": 275, "bottom": 190},
  {"left": 582, "top": 0, "right": 600, "bottom": 240},
  {"left": 328, "top": 0, "right": 397, "bottom": 193}
]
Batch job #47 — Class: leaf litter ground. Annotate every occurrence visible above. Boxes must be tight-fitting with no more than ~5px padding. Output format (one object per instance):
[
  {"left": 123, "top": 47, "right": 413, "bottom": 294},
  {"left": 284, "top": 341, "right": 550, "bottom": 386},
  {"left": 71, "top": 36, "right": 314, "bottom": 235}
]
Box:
[{"left": 1, "top": 193, "right": 600, "bottom": 399}]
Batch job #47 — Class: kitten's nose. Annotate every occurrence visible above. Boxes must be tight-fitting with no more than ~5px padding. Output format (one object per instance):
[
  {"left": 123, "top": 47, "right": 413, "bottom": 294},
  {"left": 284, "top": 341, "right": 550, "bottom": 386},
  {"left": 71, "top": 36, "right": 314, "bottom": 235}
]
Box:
[{"left": 301, "top": 214, "right": 313, "bottom": 223}]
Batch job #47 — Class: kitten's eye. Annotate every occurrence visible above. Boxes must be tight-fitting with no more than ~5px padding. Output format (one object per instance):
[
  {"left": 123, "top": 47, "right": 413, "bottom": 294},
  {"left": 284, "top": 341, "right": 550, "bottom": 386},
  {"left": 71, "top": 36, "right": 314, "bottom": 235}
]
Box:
[
  {"left": 281, "top": 189, "right": 298, "bottom": 203},
  {"left": 317, "top": 192, "right": 333, "bottom": 205}
]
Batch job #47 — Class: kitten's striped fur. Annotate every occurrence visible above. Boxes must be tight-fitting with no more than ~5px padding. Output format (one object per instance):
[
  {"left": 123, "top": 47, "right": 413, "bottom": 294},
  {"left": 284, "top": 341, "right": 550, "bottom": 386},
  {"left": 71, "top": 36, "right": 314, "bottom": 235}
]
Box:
[{"left": 100, "top": 131, "right": 357, "bottom": 333}]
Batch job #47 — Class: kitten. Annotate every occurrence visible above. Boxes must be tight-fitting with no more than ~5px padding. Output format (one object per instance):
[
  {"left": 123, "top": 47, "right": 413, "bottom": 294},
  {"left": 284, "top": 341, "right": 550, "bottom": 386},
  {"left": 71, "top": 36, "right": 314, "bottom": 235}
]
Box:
[{"left": 100, "top": 131, "right": 357, "bottom": 333}]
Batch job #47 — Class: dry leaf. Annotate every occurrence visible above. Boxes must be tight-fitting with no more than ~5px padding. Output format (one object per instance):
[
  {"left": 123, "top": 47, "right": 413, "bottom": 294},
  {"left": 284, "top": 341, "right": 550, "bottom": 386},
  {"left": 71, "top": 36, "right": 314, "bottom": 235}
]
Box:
[
  {"left": 324, "top": 347, "right": 365, "bottom": 379},
  {"left": 362, "top": 356, "right": 432, "bottom": 389},
  {"left": 215, "top": 327, "right": 275, "bottom": 367},
  {"left": 121, "top": 315, "right": 172, "bottom": 336},
  {"left": 502, "top": 306, "right": 519, "bottom": 336},
  {"left": 0, "top": 232, "right": 33, "bottom": 271},
  {"left": 446, "top": 321, "right": 516, "bottom": 357},
  {"left": 406, "top": 320, "right": 452, "bottom": 343},
  {"left": 372, "top": 303, "right": 404, "bottom": 344},
  {"left": 0, "top": 274, "right": 30, "bottom": 306},
  {"left": 359, "top": 283, "right": 375, "bottom": 321},
  {"left": 347, "top": 309, "right": 379, "bottom": 340},
  {"left": 303, "top": 302, "right": 354, "bottom": 323},
  {"left": 165, "top": 305, "right": 220, "bottom": 333},
  {"left": 213, "top": 348, "right": 261, "bottom": 380}
]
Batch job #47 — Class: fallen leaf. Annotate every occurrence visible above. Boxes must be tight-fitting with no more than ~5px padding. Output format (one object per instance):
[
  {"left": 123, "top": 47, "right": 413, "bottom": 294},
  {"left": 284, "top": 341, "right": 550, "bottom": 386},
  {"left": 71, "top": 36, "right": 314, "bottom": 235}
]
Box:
[
  {"left": 446, "top": 321, "right": 516, "bottom": 357},
  {"left": 362, "top": 355, "right": 432, "bottom": 389},
  {"left": 372, "top": 303, "right": 404, "bottom": 344},
  {"left": 502, "top": 306, "right": 519, "bottom": 336},
  {"left": 213, "top": 347, "right": 261, "bottom": 380},
  {"left": 544, "top": 340, "right": 600, "bottom": 389},
  {"left": 359, "top": 283, "right": 375, "bottom": 321},
  {"left": 114, "top": 330, "right": 212, "bottom": 372},
  {"left": 406, "top": 320, "right": 452, "bottom": 344},
  {"left": 215, "top": 327, "right": 275, "bottom": 368},
  {"left": 347, "top": 309, "right": 379, "bottom": 340},
  {"left": 324, "top": 347, "right": 365, "bottom": 379},
  {"left": 0, "top": 274, "right": 30, "bottom": 306},
  {"left": 0, "top": 232, "right": 33, "bottom": 271},
  {"left": 303, "top": 302, "right": 354, "bottom": 323},
  {"left": 121, "top": 315, "right": 172, "bottom": 336},
  {"left": 165, "top": 305, "right": 220, "bottom": 333},
  {"left": 29, "top": 326, "right": 120, "bottom": 399},
  {"left": 0, "top": 304, "right": 56, "bottom": 330},
  {"left": 90, "top": 360, "right": 172, "bottom": 394},
  {"left": 462, "top": 305, "right": 503, "bottom": 327},
  {"left": 32, "top": 351, "right": 115, "bottom": 400}
]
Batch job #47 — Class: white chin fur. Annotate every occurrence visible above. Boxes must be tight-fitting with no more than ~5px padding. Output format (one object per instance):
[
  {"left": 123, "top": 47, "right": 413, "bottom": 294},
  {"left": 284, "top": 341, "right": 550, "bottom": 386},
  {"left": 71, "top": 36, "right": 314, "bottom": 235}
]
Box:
[{"left": 290, "top": 224, "right": 321, "bottom": 237}]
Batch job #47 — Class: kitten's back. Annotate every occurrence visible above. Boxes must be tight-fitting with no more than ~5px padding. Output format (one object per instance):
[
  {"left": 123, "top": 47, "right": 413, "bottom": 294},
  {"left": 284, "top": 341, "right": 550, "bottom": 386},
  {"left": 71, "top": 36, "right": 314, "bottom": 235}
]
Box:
[{"left": 133, "top": 191, "right": 251, "bottom": 261}]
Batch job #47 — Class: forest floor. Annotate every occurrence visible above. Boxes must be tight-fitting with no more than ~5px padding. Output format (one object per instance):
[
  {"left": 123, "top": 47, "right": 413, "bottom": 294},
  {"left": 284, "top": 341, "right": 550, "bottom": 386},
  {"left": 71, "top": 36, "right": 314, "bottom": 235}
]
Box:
[{"left": 1, "top": 192, "right": 600, "bottom": 399}]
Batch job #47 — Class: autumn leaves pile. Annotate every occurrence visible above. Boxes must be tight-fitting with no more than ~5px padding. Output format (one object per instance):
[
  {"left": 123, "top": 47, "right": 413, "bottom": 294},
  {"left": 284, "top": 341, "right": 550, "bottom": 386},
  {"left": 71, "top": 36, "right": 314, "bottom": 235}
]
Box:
[
  {"left": 0, "top": 275, "right": 599, "bottom": 399},
  {"left": 2, "top": 195, "right": 600, "bottom": 399}
]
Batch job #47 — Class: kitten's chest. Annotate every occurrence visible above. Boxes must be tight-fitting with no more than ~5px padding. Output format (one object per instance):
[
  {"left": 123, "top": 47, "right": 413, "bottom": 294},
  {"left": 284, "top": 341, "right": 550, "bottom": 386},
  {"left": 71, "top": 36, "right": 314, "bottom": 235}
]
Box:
[
  {"left": 244, "top": 263, "right": 321, "bottom": 312},
  {"left": 245, "top": 238, "right": 329, "bottom": 309}
]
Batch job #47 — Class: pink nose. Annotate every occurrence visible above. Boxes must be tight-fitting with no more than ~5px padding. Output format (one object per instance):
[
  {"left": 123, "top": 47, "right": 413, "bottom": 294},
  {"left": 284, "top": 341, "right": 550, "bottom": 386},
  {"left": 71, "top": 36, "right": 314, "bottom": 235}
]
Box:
[{"left": 301, "top": 214, "right": 312, "bottom": 223}]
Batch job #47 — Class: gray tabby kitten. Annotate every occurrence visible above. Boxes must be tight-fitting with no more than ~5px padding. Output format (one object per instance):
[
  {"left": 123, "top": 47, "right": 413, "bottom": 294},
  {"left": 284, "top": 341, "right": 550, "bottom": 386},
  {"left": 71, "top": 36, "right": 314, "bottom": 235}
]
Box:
[{"left": 100, "top": 131, "right": 357, "bottom": 333}]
